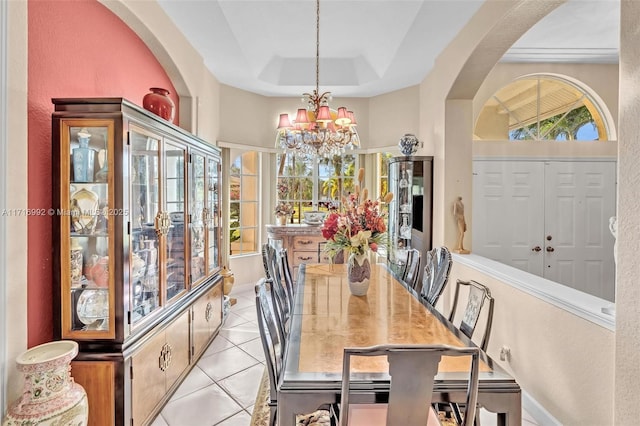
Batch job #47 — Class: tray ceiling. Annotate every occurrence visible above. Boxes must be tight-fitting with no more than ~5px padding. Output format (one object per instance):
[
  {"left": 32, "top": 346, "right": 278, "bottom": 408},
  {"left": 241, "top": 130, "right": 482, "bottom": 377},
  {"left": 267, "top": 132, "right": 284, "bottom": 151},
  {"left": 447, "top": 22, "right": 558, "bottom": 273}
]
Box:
[{"left": 158, "top": 0, "right": 620, "bottom": 97}]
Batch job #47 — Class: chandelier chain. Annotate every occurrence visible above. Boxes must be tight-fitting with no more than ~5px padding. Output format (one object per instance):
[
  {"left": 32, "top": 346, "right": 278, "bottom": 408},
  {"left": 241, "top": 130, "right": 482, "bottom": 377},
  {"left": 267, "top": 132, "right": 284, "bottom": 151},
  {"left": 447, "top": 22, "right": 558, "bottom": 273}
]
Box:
[
  {"left": 315, "top": 0, "right": 320, "bottom": 96},
  {"left": 275, "top": 0, "right": 359, "bottom": 157}
]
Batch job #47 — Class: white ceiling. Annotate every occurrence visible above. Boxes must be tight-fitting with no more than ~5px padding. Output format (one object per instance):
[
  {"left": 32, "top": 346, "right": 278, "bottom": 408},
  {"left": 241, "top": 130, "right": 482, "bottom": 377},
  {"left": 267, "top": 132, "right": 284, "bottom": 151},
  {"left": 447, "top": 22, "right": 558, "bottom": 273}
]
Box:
[{"left": 158, "top": 0, "right": 620, "bottom": 98}]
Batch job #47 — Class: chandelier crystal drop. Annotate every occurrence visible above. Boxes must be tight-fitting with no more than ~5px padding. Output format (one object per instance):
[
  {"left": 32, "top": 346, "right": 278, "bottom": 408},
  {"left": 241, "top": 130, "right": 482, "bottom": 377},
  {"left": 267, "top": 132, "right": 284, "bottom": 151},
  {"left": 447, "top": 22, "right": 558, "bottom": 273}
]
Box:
[{"left": 275, "top": 0, "right": 359, "bottom": 157}]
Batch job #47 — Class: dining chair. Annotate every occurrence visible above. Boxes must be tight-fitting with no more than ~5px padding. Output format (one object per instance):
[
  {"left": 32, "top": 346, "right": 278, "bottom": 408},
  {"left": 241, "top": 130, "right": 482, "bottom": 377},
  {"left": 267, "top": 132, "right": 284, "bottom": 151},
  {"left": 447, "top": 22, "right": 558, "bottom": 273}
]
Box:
[
  {"left": 402, "top": 248, "right": 422, "bottom": 291},
  {"left": 420, "top": 246, "right": 453, "bottom": 307},
  {"left": 334, "top": 344, "right": 480, "bottom": 426},
  {"left": 256, "top": 278, "right": 337, "bottom": 426},
  {"left": 255, "top": 278, "right": 287, "bottom": 426},
  {"left": 448, "top": 279, "right": 494, "bottom": 352},
  {"left": 261, "top": 244, "right": 292, "bottom": 336},
  {"left": 279, "top": 248, "right": 296, "bottom": 300}
]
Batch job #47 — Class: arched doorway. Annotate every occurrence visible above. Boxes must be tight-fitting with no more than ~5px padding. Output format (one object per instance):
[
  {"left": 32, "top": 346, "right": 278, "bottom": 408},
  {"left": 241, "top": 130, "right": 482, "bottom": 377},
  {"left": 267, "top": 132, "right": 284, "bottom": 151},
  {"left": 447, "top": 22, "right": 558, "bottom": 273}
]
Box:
[{"left": 472, "top": 74, "right": 617, "bottom": 300}]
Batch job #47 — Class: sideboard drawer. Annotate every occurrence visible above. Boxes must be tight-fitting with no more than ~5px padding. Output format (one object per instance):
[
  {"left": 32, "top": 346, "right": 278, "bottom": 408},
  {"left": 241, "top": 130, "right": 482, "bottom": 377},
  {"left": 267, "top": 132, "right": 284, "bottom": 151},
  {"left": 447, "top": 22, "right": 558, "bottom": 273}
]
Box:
[
  {"left": 292, "top": 251, "right": 317, "bottom": 266},
  {"left": 293, "top": 236, "right": 324, "bottom": 250}
]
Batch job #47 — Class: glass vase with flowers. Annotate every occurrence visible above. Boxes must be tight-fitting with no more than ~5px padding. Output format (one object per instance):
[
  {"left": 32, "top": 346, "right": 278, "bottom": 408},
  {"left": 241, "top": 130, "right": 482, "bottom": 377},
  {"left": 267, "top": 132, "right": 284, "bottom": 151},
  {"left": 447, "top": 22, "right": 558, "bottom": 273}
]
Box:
[{"left": 321, "top": 168, "right": 394, "bottom": 296}]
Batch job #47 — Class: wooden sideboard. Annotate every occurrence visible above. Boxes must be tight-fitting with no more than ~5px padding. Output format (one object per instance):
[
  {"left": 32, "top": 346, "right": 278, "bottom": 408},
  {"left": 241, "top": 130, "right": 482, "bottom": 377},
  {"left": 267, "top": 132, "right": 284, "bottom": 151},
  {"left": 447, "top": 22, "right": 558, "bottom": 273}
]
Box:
[{"left": 266, "top": 224, "right": 337, "bottom": 281}]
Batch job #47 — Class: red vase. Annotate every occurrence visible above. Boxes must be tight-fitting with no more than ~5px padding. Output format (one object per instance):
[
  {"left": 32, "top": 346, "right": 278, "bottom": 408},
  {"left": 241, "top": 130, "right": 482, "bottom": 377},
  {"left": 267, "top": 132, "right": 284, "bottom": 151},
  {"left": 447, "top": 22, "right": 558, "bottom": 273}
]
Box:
[{"left": 143, "top": 87, "right": 175, "bottom": 122}]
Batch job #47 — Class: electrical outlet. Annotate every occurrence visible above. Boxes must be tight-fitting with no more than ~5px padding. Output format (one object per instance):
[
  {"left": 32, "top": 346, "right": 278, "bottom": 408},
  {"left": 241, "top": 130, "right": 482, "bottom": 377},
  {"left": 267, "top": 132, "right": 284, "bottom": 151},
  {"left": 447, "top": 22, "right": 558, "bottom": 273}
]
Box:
[{"left": 499, "top": 345, "right": 511, "bottom": 362}]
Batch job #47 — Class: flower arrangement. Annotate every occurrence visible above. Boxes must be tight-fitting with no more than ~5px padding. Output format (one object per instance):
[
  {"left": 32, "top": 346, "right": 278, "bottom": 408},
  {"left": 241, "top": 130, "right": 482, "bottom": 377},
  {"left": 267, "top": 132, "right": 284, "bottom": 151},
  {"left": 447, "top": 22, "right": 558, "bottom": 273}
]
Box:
[
  {"left": 277, "top": 182, "right": 289, "bottom": 198},
  {"left": 274, "top": 201, "right": 294, "bottom": 217},
  {"left": 321, "top": 168, "right": 394, "bottom": 259}
]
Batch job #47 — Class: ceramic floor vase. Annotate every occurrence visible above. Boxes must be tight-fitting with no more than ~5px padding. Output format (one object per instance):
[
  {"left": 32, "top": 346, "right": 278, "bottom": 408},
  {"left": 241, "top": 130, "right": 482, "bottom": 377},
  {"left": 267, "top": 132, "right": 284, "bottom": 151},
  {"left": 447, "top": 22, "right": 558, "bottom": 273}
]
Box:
[
  {"left": 347, "top": 252, "right": 371, "bottom": 296},
  {"left": 3, "top": 341, "right": 88, "bottom": 426}
]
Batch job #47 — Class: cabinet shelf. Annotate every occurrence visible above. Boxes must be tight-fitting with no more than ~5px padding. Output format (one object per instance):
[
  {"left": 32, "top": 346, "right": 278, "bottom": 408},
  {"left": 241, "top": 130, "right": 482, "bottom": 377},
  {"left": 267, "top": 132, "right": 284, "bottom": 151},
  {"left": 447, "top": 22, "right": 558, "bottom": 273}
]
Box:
[{"left": 70, "top": 232, "right": 109, "bottom": 238}]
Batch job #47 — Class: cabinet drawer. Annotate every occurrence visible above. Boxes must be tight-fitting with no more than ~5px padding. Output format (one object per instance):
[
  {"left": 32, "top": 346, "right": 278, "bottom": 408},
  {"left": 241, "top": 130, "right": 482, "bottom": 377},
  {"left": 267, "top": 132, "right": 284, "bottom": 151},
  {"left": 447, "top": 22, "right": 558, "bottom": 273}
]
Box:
[
  {"left": 292, "top": 236, "right": 324, "bottom": 250},
  {"left": 292, "top": 251, "right": 318, "bottom": 266}
]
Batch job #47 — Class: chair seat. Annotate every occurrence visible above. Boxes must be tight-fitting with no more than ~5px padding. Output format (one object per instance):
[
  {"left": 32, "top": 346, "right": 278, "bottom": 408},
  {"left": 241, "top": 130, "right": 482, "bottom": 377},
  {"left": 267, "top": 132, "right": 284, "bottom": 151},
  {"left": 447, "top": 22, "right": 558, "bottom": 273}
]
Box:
[{"left": 347, "top": 404, "right": 441, "bottom": 426}]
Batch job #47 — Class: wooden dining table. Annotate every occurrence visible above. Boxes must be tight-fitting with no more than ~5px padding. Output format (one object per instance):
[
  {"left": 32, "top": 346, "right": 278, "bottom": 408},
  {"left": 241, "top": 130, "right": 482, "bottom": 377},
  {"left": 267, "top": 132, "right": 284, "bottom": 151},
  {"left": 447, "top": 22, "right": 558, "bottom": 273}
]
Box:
[{"left": 277, "top": 262, "right": 521, "bottom": 426}]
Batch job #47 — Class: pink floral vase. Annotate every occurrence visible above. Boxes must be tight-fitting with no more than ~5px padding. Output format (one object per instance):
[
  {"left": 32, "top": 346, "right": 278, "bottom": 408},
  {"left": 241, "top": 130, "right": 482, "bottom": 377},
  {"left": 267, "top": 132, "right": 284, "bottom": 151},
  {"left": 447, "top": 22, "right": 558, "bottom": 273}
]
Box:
[{"left": 2, "top": 341, "right": 88, "bottom": 426}]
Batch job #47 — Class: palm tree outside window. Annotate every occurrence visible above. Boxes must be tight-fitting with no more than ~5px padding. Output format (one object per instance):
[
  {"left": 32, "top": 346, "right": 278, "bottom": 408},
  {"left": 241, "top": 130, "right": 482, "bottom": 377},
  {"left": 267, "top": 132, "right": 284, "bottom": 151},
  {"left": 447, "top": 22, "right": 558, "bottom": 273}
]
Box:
[{"left": 276, "top": 153, "right": 357, "bottom": 224}]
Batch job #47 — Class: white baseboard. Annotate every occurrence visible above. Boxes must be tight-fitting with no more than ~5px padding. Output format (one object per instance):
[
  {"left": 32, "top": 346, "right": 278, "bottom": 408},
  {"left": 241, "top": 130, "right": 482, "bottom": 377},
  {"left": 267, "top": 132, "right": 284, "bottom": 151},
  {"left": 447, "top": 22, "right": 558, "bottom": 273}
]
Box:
[{"left": 523, "top": 389, "right": 562, "bottom": 426}]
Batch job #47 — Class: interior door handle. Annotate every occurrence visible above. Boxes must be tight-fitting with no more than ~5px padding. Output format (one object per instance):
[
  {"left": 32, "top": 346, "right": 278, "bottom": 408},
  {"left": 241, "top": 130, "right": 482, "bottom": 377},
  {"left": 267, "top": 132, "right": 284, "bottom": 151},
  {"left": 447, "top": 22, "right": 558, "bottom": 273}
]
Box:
[
  {"left": 531, "top": 246, "right": 542, "bottom": 252},
  {"left": 546, "top": 246, "right": 555, "bottom": 252}
]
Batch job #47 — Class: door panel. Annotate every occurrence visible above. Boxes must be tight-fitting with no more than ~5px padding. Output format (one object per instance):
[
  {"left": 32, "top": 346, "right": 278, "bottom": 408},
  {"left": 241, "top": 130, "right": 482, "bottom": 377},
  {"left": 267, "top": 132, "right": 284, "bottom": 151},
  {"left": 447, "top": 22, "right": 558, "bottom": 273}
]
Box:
[
  {"left": 544, "top": 161, "right": 616, "bottom": 300},
  {"left": 472, "top": 161, "right": 545, "bottom": 276}
]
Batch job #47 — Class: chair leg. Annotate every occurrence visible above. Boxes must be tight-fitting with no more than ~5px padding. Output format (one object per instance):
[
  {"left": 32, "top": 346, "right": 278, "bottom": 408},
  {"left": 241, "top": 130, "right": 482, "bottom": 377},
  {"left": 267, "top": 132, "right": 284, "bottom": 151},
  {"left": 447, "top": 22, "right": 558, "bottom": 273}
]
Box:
[
  {"left": 451, "top": 402, "right": 464, "bottom": 425},
  {"left": 269, "top": 405, "right": 276, "bottom": 426},
  {"left": 329, "top": 403, "right": 340, "bottom": 426},
  {"left": 450, "top": 402, "right": 482, "bottom": 426}
]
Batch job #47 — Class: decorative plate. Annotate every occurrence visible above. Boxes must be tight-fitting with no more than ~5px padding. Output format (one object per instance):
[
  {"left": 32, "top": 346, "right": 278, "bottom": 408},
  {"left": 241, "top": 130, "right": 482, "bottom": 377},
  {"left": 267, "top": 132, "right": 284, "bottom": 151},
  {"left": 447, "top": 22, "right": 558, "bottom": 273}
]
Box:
[
  {"left": 76, "top": 288, "right": 109, "bottom": 326},
  {"left": 70, "top": 187, "right": 99, "bottom": 234}
]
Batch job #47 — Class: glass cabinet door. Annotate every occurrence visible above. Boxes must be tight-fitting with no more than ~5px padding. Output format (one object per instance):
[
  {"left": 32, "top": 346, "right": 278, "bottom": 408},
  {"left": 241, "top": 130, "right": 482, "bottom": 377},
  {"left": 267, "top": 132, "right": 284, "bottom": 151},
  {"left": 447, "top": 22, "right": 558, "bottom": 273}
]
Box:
[
  {"left": 164, "top": 141, "right": 187, "bottom": 301},
  {"left": 190, "top": 152, "right": 206, "bottom": 285},
  {"left": 129, "top": 129, "right": 161, "bottom": 324},
  {"left": 207, "top": 156, "right": 220, "bottom": 273},
  {"left": 388, "top": 160, "right": 414, "bottom": 274},
  {"left": 62, "top": 121, "right": 115, "bottom": 339}
]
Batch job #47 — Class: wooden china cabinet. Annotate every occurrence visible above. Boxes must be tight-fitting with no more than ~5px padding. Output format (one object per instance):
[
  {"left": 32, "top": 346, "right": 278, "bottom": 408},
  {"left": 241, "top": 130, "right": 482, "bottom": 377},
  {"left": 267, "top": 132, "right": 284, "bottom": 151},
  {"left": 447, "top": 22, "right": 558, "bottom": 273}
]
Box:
[{"left": 52, "top": 98, "right": 223, "bottom": 426}]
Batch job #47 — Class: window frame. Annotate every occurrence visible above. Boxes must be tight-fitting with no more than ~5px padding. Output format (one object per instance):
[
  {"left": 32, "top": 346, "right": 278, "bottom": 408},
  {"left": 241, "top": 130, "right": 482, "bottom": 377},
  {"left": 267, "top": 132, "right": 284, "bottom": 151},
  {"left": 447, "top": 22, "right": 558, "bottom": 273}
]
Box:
[
  {"left": 276, "top": 153, "right": 358, "bottom": 224},
  {"left": 229, "top": 150, "right": 260, "bottom": 256}
]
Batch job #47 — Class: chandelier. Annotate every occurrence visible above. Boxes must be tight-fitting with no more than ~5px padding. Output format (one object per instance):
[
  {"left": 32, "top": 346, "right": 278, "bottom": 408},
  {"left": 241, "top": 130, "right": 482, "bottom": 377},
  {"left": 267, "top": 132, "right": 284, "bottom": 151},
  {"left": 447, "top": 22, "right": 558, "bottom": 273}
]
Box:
[{"left": 275, "top": 0, "right": 359, "bottom": 157}]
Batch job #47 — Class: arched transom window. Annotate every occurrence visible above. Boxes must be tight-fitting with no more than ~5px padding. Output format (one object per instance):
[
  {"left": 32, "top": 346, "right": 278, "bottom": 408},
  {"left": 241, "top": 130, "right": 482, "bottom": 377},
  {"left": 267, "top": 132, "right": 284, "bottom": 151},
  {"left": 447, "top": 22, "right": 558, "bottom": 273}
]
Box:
[{"left": 474, "top": 76, "right": 610, "bottom": 141}]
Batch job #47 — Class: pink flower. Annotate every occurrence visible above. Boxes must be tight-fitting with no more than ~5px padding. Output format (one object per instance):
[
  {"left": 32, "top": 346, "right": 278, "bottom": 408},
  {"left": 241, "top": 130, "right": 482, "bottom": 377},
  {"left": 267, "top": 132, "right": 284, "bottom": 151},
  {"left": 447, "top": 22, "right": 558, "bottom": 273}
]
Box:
[{"left": 320, "top": 168, "right": 393, "bottom": 256}]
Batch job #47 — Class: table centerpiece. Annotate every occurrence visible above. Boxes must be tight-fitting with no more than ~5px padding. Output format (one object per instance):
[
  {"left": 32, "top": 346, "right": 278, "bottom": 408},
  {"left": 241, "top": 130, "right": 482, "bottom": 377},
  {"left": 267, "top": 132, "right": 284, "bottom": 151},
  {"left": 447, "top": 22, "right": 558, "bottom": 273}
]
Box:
[{"left": 321, "top": 168, "right": 393, "bottom": 296}]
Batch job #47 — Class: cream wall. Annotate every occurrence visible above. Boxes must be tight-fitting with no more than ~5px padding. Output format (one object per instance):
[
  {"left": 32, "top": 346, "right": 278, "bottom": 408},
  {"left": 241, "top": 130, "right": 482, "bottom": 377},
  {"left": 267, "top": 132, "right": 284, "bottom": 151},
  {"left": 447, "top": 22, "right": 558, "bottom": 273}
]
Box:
[
  {"left": 473, "top": 139, "right": 617, "bottom": 158},
  {"left": 447, "top": 262, "right": 614, "bottom": 425},
  {"left": 367, "top": 85, "right": 420, "bottom": 148},
  {"left": 4, "top": 0, "right": 28, "bottom": 409},
  {"left": 614, "top": 1, "right": 640, "bottom": 424}
]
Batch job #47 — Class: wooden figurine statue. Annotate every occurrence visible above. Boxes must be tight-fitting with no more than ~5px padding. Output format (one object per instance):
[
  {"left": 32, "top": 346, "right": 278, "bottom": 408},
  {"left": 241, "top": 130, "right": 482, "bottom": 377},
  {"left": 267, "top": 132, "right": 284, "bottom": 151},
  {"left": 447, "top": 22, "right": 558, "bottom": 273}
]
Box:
[{"left": 453, "top": 196, "right": 470, "bottom": 254}]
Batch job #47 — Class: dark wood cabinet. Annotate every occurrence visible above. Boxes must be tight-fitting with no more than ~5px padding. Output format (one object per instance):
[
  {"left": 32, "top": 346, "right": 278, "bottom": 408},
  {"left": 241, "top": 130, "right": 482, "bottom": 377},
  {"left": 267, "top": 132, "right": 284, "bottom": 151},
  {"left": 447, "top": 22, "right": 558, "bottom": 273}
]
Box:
[{"left": 52, "top": 98, "right": 223, "bottom": 425}]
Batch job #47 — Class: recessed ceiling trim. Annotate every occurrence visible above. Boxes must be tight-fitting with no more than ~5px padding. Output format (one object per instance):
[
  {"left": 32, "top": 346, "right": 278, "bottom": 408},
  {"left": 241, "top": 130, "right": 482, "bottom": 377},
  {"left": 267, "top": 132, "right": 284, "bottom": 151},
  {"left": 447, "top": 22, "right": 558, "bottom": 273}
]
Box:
[{"left": 502, "top": 47, "right": 619, "bottom": 63}]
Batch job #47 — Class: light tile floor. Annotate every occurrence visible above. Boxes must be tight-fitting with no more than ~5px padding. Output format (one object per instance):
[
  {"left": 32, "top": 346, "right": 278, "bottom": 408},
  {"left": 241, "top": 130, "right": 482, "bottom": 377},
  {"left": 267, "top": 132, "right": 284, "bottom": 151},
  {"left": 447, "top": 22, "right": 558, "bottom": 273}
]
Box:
[{"left": 151, "top": 281, "right": 540, "bottom": 426}]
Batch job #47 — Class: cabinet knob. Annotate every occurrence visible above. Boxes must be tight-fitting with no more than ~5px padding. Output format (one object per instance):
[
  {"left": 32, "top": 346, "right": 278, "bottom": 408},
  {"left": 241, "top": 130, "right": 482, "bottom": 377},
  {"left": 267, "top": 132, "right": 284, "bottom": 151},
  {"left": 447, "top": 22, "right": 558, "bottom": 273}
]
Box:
[
  {"left": 298, "top": 256, "right": 313, "bottom": 261},
  {"left": 531, "top": 246, "right": 542, "bottom": 252},
  {"left": 299, "top": 240, "right": 312, "bottom": 245},
  {"left": 546, "top": 246, "right": 555, "bottom": 253}
]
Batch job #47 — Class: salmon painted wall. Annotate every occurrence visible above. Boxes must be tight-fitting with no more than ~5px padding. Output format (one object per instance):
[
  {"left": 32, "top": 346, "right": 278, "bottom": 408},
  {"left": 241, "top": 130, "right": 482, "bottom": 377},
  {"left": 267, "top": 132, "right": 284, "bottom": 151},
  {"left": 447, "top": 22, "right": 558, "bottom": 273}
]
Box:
[{"left": 28, "top": 0, "right": 179, "bottom": 346}]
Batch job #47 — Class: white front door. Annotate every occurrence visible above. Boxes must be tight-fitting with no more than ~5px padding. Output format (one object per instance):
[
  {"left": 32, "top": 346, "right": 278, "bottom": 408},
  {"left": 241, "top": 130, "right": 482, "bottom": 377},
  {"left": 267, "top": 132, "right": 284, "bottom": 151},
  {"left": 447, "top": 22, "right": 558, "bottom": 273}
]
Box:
[
  {"left": 544, "top": 161, "right": 616, "bottom": 300},
  {"left": 473, "top": 159, "right": 616, "bottom": 301},
  {"left": 473, "top": 161, "right": 545, "bottom": 276}
]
